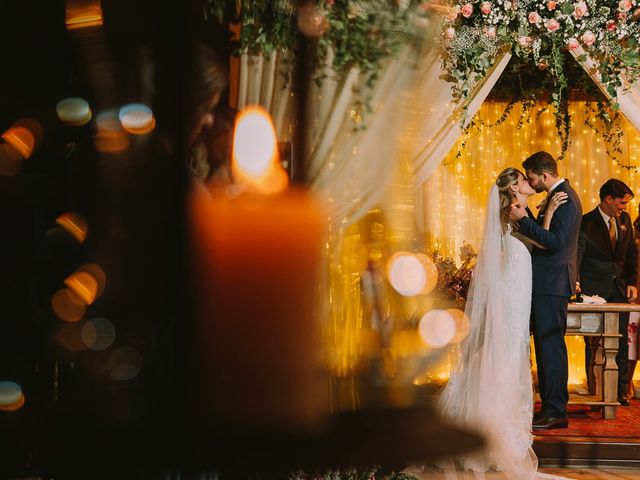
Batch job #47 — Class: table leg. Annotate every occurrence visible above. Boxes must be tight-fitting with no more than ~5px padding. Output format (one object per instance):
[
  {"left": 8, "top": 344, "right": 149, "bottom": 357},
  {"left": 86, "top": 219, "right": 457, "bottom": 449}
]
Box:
[
  {"left": 588, "top": 337, "right": 603, "bottom": 396},
  {"left": 603, "top": 312, "right": 619, "bottom": 420}
]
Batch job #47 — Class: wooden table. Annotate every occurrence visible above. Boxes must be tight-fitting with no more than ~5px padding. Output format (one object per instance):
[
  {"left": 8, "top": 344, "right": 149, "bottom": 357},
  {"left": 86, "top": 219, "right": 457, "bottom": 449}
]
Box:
[{"left": 566, "top": 302, "right": 640, "bottom": 419}]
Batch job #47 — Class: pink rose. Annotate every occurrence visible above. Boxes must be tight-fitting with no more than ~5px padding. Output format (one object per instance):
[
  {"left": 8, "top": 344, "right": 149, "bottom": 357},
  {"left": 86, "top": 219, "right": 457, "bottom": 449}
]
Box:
[
  {"left": 618, "top": 11, "right": 629, "bottom": 21},
  {"left": 480, "top": 2, "right": 492, "bottom": 14},
  {"left": 547, "top": 0, "right": 557, "bottom": 10},
  {"left": 445, "top": 27, "right": 456, "bottom": 39},
  {"left": 484, "top": 26, "right": 496, "bottom": 38},
  {"left": 607, "top": 20, "right": 617, "bottom": 30},
  {"left": 528, "top": 11, "right": 542, "bottom": 24},
  {"left": 545, "top": 18, "right": 560, "bottom": 31},
  {"left": 633, "top": 7, "right": 640, "bottom": 17},
  {"left": 518, "top": 35, "right": 533, "bottom": 47},
  {"left": 581, "top": 30, "right": 596, "bottom": 45},
  {"left": 573, "top": 1, "right": 589, "bottom": 19},
  {"left": 619, "top": 0, "right": 633, "bottom": 12},
  {"left": 567, "top": 38, "right": 580, "bottom": 50},
  {"left": 460, "top": 3, "right": 473, "bottom": 17}
]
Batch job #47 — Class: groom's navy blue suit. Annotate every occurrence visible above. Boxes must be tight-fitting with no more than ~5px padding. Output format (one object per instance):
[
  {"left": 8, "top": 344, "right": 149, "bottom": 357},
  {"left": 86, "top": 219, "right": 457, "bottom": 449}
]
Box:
[{"left": 518, "top": 180, "right": 582, "bottom": 418}]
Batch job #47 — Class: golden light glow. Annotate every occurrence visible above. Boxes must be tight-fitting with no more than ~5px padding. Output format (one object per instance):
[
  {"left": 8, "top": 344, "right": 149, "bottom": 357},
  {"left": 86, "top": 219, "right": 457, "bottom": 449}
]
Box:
[
  {"left": 2, "top": 126, "right": 35, "bottom": 159},
  {"left": 75, "top": 263, "right": 106, "bottom": 300},
  {"left": 447, "top": 308, "right": 471, "bottom": 343},
  {"left": 417, "top": 253, "right": 439, "bottom": 295},
  {"left": 95, "top": 109, "right": 129, "bottom": 152},
  {"left": 56, "top": 212, "right": 88, "bottom": 243},
  {"left": 232, "top": 106, "right": 288, "bottom": 194},
  {"left": 65, "top": 0, "right": 103, "bottom": 30},
  {"left": 387, "top": 252, "right": 438, "bottom": 297},
  {"left": 418, "top": 309, "right": 456, "bottom": 348},
  {"left": 388, "top": 252, "right": 426, "bottom": 296},
  {"left": 64, "top": 271, "right": 98, "bottom": 305},
  {"left": 95, "top": 130, "right": 130, "bottom": 153},
  {"left": 119, "top": 103, "right": 155, "bottom": 135},
  {"left": 51, "top": 288, "right": 86, "bottom": 322},
  {"left": 57, "top": 322, "right": 88, "bottom": 352},
  {"left": 56, "top": 97, "right": 92, "bottom": 126},
  {"left": 0, "top": 143, "right": 24, "bottom": 176},
  {"left": 425, "top": 99, "right": 640, "bottom": 384}
]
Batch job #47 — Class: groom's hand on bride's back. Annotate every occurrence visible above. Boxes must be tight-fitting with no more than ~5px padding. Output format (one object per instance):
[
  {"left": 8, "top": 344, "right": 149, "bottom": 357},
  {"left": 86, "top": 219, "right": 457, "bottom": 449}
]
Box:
[{"left": 509, "top": 203, "right": 527, "bottom": 221}]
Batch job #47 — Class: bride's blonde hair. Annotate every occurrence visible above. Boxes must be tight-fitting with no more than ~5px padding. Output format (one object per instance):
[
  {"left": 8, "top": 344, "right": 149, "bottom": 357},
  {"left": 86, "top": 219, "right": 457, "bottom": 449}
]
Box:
[{"left": 495, "top": 167, "right": 526, "bottom": 230}]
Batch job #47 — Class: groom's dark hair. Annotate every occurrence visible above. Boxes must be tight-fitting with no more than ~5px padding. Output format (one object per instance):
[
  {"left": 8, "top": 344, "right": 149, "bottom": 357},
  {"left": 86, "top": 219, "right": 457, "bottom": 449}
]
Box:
[
  {"left": 522, "top": 151, "right": 559, "bottom": 176},
  {"left": 599, "top": 178, "right": 634, "bottom": 201}
]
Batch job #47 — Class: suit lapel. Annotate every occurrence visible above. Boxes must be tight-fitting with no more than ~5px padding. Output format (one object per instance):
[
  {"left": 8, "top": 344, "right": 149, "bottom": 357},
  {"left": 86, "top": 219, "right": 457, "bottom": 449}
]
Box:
[{"left": 589, "top": 208, "right": 615, "bottom": 256}]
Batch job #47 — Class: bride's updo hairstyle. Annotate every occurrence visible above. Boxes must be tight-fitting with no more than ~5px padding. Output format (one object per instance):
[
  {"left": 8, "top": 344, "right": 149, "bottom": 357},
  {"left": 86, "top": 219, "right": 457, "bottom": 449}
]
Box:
[{"left": 495, "top": 167, "right": 525, "bottom": 230}]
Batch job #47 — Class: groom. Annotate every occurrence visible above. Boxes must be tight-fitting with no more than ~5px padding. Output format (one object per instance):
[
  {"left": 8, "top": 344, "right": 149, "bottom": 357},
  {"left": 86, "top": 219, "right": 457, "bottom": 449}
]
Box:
[{"left": 510, "top": 151, "right": 582, "bottom": 430}]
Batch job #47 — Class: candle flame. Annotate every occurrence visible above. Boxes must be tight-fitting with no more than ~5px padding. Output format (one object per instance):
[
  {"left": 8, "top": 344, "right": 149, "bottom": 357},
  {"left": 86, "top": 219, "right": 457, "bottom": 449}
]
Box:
[{"left": 233, "top": 106, "right": 287, "bottom": 194}]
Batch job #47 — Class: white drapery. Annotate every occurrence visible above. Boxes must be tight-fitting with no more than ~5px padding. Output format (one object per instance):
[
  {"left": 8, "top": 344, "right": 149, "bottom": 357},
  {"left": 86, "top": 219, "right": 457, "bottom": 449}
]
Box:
[
  {"left": 236, "top": 47, "right": 512, "bottom": 228},
  {"left": 569, "top": 45, "right": 640, "bottom": 132}
]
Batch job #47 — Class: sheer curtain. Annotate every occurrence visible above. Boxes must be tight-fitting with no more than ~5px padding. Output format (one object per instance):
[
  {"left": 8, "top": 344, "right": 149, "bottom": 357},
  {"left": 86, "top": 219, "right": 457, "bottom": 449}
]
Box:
[{"left": 235, "top": 47, "right": 512, "bottom": 228}]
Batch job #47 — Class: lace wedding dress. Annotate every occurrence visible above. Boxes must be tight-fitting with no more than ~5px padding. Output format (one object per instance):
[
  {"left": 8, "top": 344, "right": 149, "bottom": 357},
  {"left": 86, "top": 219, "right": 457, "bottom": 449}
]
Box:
[{"left": 408, "top": 185, "right": 565, "bottom": 480}]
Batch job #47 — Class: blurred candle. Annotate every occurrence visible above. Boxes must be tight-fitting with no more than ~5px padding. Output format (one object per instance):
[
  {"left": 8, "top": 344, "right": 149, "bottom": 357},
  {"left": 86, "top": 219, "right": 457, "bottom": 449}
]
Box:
[{"left": 188, "top": 106, "right": 327, "bottom": 431}]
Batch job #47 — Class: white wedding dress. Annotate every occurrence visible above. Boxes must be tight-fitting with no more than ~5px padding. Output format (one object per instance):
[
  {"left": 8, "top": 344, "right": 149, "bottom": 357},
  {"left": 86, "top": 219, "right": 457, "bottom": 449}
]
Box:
[{"left": 408, "top": 185, "right": 564, "bottom": 480}]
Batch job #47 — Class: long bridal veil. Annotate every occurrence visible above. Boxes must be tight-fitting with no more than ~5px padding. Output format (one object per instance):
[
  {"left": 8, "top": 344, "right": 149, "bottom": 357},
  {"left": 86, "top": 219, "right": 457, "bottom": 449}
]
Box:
[{"left": 409, "top": 185, "right": 542, "bottom": 480}]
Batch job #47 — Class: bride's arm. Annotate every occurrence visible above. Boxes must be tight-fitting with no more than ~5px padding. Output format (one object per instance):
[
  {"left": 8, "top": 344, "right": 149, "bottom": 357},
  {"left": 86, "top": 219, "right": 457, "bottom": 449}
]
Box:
[{"left": 525, "top": 192, "right": 568, "bottom": 249}]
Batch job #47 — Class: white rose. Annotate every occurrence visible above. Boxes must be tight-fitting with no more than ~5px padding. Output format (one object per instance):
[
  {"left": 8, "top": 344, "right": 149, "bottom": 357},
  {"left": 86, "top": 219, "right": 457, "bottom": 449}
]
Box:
[
  {"left": 573, "top": 1, "right": 589, "bottom": 19},
  {"left": 581, "top": 30, "right": 596, "bottom": 45},
  {"left": 528, "top": 11, "right": 542, "bottom": 24}
]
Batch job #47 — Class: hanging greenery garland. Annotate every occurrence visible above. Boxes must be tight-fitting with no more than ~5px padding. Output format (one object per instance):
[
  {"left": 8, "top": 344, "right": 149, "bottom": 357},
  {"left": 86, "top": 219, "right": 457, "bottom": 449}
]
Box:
[
  {"left": 439, "top": 0, "right": 640, "bottom": 159},
  {"left": 203, "top": 0, "right": 433, "bottom": 88}
]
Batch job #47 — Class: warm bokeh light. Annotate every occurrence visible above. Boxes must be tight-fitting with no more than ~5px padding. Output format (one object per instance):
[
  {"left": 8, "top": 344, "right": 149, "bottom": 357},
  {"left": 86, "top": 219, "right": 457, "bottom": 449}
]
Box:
[
  {"left": 297, "top": 5, "right": 329, "bottom": 38},
  {"left": 387, "top": 252, "right": 427, "bottom": 297},
  {"left": 0, "top": 381, "right": 24, "bottom": 412},
  {"left": 418, "top": 309, "right": 456, "bottom": 348},
  {"left": 108, "top": 347, "right": 142, "bottom": 381},
  {"left": 65, "top": 0, "right": 103, "bottom": 30},
  {"left": 57, "top": 322, "right": 89, "bottom": 352},
  {"left": 55, "top": 212, "right": 88, "bottom": 243},
  {"left": 2, "top": 126, "right": 35, "bottom": 160},
  {"left": 95, "top": 109, "right": 129, "bottom": 152},
  {"left": 51, "top": 288, "right": 86, "bottom": 322},
  {"left": 446, "top": 308, "right": 471, "bottom": 343},
  {"left": 56, "top": 97, "right": 92, "bottom": 126},
  {"left": 119, "top": 103, "right": 155, "bottom": 134},
  {"left": 0, "top": 143, "right": 24, "bottom": 176},
  {"left": 81, "top": 317, "right": 115, "bottom": 350},
  {"left": 13, "top": 118, "right": 43, "bottom": 148},
  {"left": 415, "top": 253, "right": 439, "bottom": 295},
  {"left": 64, "top": 271, "right": 98, "bottom": 305},
  {"left": 232, "top": 106, "right": 288, "bottom": 193},
  {"left": 75, "top": 263, "right": 106, "bottom": 300}
]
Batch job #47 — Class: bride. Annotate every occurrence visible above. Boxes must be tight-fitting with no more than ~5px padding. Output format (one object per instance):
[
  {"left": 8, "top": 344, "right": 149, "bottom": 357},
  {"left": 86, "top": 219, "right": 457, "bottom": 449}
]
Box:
[{"left": 419, "top": 168, "right": 566, "bottom": 480}]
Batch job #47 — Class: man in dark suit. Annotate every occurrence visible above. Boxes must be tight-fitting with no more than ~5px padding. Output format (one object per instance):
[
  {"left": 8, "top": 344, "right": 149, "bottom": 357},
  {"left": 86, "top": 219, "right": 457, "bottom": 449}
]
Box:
[
  {"left": 510, "top": 151, "right": 582, "bottom": 430},
  {"left": 577, "top": 178, "right": 638, "bottom": 406}
]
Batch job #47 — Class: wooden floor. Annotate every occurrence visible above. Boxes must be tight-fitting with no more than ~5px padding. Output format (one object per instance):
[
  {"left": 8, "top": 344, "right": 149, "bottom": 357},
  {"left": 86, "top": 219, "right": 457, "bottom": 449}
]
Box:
[{"left": 540, "top": 467, "right": 640, "bottom": 479}]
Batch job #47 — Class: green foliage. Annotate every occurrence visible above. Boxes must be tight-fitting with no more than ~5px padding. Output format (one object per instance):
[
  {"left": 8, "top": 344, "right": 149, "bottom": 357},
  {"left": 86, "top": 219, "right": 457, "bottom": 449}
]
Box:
[
  {"left": 289, "top": 467, "right": 418, "bottom": 480},
  {"left": 441, "top": 0, "right": 640, "bottom": 159}
]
